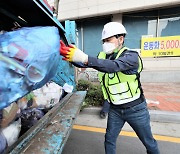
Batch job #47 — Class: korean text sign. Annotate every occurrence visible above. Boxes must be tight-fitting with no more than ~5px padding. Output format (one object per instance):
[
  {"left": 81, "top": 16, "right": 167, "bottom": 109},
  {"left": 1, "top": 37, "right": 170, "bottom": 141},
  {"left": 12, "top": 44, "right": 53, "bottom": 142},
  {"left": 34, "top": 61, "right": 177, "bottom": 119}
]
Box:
[{"left": 141, "top": 36, "right": 180, "bottom": 57}]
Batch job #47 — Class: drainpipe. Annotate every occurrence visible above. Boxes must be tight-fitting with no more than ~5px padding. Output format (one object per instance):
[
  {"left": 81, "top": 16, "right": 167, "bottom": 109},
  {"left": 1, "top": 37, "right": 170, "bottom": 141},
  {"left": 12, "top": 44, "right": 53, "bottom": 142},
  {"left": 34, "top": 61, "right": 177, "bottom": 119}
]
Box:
[
  {"left": 156, "top": 10, "right": 160, "bottom": 37},
  {"left": 54, "top": 0, "right": 60, "bottom": 16}
]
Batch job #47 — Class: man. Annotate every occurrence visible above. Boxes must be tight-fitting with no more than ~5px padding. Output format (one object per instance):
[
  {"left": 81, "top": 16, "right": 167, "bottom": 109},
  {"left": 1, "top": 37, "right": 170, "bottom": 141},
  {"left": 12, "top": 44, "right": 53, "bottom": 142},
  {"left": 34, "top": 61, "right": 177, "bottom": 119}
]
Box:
[{"left": 60, "top": 22, "right": 159, "bottom": 154}]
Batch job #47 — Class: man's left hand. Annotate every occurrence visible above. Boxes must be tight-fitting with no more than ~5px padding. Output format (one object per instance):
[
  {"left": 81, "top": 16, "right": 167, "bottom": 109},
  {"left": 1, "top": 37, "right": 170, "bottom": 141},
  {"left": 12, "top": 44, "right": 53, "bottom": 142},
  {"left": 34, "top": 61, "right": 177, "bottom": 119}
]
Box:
[{"left": 60, "top": 40, "right": 88, "bottom": 63}]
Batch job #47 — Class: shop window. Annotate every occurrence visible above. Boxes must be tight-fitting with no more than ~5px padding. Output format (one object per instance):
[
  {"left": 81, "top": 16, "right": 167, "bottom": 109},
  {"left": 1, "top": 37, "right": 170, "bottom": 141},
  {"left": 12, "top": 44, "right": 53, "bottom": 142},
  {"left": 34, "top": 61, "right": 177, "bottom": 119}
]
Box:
[
  {"left": 77, "top": 17, "right": 111, "bottom": 57},
  {"left": 123, "top": 11, "right": 157, "bottom": 49},
  {"left": 123, "top": 6, "right": 180, "bottom": 49},
  {"left": 158, "top": 7, "right": 180, "bottom": 37}
]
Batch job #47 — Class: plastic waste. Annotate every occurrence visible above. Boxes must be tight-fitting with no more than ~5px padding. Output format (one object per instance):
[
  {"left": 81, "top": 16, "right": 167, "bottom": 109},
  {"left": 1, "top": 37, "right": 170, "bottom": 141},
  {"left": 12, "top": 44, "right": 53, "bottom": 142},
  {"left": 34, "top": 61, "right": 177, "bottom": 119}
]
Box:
[
  {"left": 59, "top": 83, "right": 74, "bottom": 101},
  {"left": 33, "top": 82, "right": 62, "bottom": 109},
  {"left": 1, "top": 119, "right": 21, "bottom": 147},
  {"left": 0, "top": 26, "right": 60, "bottom": 109},
  {"left": 17, "top": 92, "right": 36, "bottom": 110},
  {"left": 63, "top": 83, "right": 74, "bottom": 93},
  {"left": 0, "top": 132, "right": 7, "bottom": 154},
  {"left": 0, "top": 103, "right": 20, "bottom": 128}
]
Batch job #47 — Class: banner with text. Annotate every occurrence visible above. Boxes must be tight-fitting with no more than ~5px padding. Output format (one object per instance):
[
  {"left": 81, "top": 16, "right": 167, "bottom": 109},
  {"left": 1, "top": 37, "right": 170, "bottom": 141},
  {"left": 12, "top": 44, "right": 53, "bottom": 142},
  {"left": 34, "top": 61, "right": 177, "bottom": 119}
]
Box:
[{"left": 141, "top": 36, "right": 180, "bottom": 57}]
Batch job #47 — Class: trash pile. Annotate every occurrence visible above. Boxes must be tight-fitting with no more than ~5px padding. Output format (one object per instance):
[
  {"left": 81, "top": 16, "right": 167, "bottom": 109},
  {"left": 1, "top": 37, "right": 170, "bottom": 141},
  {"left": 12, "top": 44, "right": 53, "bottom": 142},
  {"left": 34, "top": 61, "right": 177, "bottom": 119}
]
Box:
[
  {"left": 0, "top": 26, "right": 64, "bottom": 153},
  {"left": 0, "top": 81, "right": 67, "bottom": 153}
]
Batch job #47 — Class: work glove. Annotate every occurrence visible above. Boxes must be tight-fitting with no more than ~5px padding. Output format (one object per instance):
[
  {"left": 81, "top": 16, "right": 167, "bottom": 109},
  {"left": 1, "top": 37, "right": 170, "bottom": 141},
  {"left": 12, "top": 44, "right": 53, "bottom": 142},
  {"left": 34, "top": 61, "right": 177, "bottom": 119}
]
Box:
[{"left": 60, "top": 40, "right": 88, "bottom": 63}]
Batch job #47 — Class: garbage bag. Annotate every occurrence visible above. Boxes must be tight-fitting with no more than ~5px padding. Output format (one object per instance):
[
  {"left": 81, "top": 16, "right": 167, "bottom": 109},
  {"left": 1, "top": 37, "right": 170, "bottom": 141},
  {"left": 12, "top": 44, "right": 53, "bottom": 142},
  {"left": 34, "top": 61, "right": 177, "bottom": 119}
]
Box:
[
  {"left": 1, "top": 119, "right": 21, "bottom": 147},
  {"left": 20, "top": 108, "right": 44, "bottom": 133},
  {"left": 0, "top": 132, "right": 7, "bottom": 153},
  {"left": 32, "top": 82, "right": 62, "bottom": 109},
  {"left": 0, "top": 26, "right": 60, "bottom": 109}
]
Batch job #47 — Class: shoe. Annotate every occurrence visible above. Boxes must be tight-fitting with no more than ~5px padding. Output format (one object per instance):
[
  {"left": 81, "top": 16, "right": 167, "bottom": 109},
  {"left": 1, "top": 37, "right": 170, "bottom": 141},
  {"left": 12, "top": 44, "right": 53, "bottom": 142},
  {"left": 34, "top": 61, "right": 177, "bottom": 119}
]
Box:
[{"left": 100, "top": 112, "right": 107, "bottom": 119}]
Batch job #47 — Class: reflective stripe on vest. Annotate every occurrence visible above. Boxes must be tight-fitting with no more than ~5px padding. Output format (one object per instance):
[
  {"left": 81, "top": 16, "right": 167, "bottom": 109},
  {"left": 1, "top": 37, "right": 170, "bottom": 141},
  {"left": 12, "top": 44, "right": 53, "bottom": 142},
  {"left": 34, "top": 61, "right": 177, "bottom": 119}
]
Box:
[{"left": 98, "top": 47, "right": 143, "bottom": 105}]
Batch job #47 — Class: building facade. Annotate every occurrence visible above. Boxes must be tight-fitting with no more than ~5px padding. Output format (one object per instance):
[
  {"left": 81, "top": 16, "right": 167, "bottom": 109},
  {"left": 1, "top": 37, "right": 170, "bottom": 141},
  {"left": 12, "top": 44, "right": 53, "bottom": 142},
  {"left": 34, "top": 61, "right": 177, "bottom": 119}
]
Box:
[{"left": 57, "top": 0, "right": 180, "bottom": 82}]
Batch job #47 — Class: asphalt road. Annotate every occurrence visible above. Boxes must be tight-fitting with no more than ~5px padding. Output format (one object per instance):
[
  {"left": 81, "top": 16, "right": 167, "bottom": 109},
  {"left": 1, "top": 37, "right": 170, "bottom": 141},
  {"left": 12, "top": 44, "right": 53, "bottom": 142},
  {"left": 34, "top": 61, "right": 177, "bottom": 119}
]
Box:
[{"left": 62, "top": 128, "right": 180, "bottom": 154}]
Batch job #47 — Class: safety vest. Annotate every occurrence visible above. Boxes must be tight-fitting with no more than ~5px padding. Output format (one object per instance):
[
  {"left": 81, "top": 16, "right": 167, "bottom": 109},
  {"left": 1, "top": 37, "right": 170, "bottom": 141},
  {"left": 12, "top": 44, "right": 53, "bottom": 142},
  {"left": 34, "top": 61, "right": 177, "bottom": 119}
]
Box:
[{"left": 98, "top": 47, "right": 143, "bottom": 105}]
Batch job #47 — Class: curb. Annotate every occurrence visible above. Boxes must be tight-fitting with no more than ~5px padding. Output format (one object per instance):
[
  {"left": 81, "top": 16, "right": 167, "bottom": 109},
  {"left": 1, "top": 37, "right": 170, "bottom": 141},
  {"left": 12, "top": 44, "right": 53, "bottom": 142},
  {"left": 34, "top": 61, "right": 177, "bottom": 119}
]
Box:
[{"left": 149, "top": 110, "right": 180, "bottom": 124}]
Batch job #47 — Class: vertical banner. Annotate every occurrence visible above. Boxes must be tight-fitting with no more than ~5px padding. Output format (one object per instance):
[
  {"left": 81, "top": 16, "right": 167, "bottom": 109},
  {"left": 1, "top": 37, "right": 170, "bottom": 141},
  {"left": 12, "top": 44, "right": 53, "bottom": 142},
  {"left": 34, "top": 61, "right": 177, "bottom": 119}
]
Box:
[{"left": 141, "top": 36, "right": 180, "bottom": 57}]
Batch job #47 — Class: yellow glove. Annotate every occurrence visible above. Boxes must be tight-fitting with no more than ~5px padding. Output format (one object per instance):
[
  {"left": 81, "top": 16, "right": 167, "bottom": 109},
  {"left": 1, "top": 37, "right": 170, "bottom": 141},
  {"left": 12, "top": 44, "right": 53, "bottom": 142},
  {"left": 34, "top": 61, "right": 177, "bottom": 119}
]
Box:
[{"left": 60, "top": 40, "right": 88, "bottom": 63}]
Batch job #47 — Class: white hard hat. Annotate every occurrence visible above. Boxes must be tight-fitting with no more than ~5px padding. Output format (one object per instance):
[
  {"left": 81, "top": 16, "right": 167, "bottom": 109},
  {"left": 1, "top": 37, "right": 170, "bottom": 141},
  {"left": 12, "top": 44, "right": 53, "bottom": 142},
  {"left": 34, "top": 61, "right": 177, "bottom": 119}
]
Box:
[{"left": 101, "top": 22, "right": 127, "bottom": 40}]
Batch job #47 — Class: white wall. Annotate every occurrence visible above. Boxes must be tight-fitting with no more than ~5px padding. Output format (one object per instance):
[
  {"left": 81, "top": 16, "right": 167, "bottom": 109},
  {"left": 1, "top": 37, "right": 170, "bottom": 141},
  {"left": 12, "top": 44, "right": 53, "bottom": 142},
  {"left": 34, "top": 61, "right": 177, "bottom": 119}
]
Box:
[
  {"left": 58, "top": 0, "right": 180, "bottom": 21},
  {"left": 46, "top": 0, "right": 55, "bottom": 7}
]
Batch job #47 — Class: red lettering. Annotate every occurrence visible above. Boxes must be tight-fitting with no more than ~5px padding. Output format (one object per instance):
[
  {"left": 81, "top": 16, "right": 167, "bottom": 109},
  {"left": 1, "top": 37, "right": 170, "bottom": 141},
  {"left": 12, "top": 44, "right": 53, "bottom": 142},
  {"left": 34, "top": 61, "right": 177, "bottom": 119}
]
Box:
[
  {"left": 160, "top": 41, "right": 165, "bottom": 49},
  {"left": 175, "top": 40, "right": 180, "bottom": 48},
  {"left": 170, "top": 40, "right": 174, "bottom": 48},
  {"left": 166, "top": 40, "right": 170, "bottom": 49}
]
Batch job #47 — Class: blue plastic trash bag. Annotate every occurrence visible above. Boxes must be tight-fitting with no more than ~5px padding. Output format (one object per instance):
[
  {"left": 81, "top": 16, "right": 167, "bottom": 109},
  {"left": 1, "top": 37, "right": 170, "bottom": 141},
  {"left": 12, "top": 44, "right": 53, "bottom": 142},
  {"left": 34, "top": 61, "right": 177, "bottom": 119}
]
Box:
[{"left": 0, "top": 26, "right": 60, "bottom": 109}]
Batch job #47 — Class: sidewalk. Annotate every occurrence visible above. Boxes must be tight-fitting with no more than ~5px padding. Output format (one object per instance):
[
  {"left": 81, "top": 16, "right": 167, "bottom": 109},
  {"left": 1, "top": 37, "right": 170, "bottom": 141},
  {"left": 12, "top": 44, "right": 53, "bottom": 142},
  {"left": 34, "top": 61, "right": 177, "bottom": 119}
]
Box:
[
  {"left": 142, "top": 82, "right": 180, "bottom": 112},
  {"left": 75, "top": 82, "right": 180, "bottom": 138}
]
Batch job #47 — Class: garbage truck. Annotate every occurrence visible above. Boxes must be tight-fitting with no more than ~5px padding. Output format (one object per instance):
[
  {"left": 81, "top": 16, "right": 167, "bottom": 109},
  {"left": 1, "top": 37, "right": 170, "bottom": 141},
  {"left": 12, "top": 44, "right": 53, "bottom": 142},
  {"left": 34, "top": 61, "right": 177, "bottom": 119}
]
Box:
[{"left": 0, "top": 0, "right": 86, "bottom": 153}]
